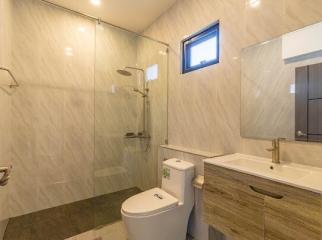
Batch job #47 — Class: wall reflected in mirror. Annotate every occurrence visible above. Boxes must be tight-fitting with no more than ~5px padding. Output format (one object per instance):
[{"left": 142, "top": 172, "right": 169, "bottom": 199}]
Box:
[{"left": 241, "top": 21, "right": 322, "bottom": 142}]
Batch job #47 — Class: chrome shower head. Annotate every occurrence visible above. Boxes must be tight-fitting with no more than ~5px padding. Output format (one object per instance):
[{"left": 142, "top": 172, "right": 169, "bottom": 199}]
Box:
[
  {"left": 117, "top": 66, "right": 145, "bottom": 77},
  {"left": 117, "top": 69, "right": 132, "bottom": 76}
]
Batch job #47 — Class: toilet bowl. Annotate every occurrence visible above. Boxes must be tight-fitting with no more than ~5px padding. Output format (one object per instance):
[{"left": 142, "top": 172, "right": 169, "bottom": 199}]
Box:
[{"left": 121, "top": 158, "right": 195, "bottom": 240}]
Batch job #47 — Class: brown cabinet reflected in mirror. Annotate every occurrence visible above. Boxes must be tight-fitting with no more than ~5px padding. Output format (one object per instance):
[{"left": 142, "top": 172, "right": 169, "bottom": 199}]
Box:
[
  {"left": 241, "top": 21, "right": 322, "bottom": 143},
  {"left": 296, "top": 63, "right": 322, "bottom": 142}
]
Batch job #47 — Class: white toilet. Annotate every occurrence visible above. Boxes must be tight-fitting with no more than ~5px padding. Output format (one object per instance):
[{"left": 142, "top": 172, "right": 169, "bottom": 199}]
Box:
[{"left": 121, "top": 158, "right": 195, "bottom": 240}]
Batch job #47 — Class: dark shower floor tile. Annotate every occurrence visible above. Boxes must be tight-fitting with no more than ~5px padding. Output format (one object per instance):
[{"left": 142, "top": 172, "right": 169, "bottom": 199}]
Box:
[{"left": 4, "top": 187, "right": 141, "bottom": 240}]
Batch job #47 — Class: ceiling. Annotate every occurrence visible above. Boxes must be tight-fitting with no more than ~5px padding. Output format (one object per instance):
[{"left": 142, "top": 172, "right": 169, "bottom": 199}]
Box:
[{"left": 47, "top": 0, "right": 177, "bottom": 32}]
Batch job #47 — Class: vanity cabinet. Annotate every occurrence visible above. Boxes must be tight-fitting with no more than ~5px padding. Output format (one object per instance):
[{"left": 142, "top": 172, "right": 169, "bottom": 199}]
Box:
[{"left": 203, "top": 163, "right": 322, "bottom": 240}]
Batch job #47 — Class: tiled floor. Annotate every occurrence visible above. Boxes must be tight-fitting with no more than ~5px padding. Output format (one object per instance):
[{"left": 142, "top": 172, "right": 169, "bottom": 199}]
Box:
[
  {"left": 65, "top": 221, "right": 127, "bottom": 240},
  {"left": 4, "top": 188, "right": 140, "bottom": 240}
]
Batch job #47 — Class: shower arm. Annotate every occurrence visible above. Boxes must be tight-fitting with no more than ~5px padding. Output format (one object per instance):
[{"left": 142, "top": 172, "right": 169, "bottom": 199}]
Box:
[{"left": 124, "top": 66, "right": 144, "bottom": 73}]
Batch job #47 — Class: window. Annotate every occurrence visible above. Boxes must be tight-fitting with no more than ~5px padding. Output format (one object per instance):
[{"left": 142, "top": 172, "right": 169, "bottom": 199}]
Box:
[
  {"left": 182, "top": 22, "right": 219, "bottom": 74},
  {"left": 146, "top": 64, "right": 158, "bottom": 81}
]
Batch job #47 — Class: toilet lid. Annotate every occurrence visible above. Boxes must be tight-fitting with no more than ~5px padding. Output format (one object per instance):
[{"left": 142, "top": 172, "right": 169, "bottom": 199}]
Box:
[{"left": 122, "top": 188, "right": 178, "bottom": 217}]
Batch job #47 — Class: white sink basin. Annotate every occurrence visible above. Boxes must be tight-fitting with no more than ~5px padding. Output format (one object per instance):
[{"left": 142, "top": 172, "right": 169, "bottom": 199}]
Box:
[
  {"left": 224, "top": 158, "right": 311, "bottom": 181},
  {"left": 204, "top": 153, "right": 322, "bottom": 194}
]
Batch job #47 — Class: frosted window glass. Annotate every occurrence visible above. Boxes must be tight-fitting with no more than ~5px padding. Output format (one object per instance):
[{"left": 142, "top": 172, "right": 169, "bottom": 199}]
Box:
[
  {"left": 146, "top": 64, "right": 158, "bottom": 81},
  {"left": 190, "top": 37, "right": 218, "bottom": 67}
]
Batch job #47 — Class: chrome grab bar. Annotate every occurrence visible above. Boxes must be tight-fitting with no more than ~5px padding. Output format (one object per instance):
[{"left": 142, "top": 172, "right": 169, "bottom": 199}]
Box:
[
  {"left": 0, "top": 67, "right": 19, "bottom": 88},
  {"left": 0, "top": 166, "right": 12, "bottom": 186}
]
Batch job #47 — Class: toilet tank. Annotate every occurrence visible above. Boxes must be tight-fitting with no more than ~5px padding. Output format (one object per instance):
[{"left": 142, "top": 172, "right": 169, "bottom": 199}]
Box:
[{"left": 161, "top": 158, "right": 195, "bottom": 204}]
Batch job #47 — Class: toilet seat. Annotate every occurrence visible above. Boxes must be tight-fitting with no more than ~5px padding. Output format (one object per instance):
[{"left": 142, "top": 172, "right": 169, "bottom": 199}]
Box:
[{"left": 122, "top": 188, "right": 178, "bottom": 217}]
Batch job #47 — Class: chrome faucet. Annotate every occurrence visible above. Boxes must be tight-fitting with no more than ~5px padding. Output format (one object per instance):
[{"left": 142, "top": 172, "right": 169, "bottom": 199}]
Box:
[{"left": 266, "top": 138, "right": 285, "bottom": 164}]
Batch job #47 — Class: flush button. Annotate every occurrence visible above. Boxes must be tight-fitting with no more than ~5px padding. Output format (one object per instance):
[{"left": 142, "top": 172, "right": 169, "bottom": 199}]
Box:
[{"left": 154, "top": 194, "right": 164, "bottom": 200}]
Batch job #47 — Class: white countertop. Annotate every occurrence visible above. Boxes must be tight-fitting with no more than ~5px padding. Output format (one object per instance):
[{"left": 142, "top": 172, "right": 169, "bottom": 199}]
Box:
[{"left": 204, "top": 153, "right": 322, "bottom": 194}]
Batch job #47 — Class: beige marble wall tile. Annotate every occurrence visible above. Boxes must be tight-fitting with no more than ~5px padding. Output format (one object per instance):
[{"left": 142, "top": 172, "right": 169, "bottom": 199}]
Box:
[
  {"left": 144, "top": 0, "right": 243, "bottom": 154},
  {"left": 0, "top": 0, "right": 12, "bottom": 224},
  {"left": 244, "top": 0, "right": 286, "bottom": 47},
  {"left": 242, "top": 138, "right": 322, "bottom": 168},
  {"left": 146, "top": 1, "right": 322, "bottom": 239},
  {"left": 7, "top": 0, "right": 96, "bottom": 217},
  {"left": 145, "top": 0, "right": 322, "bottom": 169},
  {"left": 284, "top": 0, "right": 322, "bottom": 32}
]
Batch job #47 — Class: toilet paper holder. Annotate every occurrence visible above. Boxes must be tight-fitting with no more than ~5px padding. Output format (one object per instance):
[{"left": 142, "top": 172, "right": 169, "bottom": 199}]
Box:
[{"left": 193, "top": 175, "right": 204, "bottom": 190}]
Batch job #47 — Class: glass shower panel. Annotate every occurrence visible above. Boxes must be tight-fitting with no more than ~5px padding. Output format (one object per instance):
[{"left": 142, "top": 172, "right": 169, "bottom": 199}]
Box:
[
  {"left": 94, "top": 22, "right": 139, "bottom": 196},
  {"left": 0, "top": 0, "right": 168, "bottom": 239},
  {"left": 136, "top": 37, "right": 168, "bottom": 191},
  {"left": 94, "top": 22, "right": 168, "bottom": 204}
]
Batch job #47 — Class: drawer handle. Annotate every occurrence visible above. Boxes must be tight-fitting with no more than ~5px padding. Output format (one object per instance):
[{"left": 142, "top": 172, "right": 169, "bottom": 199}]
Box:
[{"left": 249, "top": 186, "right": 283, "bottom": 199}]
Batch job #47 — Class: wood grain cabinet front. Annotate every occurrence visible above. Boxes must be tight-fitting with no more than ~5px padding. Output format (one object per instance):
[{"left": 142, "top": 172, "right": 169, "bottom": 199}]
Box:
[{"left": 203, "top": 163, "right": 322, "bottom": 240}]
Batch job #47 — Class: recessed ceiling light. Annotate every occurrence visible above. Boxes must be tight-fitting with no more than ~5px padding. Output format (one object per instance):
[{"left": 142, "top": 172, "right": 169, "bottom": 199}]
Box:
[
  {"left": 248, "top": 0, "right": 260, "bottom": 8},
  {"left": 90, "top": 0, "right": 101, "bottom": 6}
]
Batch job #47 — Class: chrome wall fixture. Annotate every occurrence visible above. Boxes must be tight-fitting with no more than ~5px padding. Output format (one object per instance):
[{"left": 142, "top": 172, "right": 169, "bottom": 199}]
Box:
[
  {"left": 0, "top": 165, "right": 12, "bottom": 186},
  {"left": 117, "top": 66, "right": 150, "bottom": 139},
  {"left": 0, "top": 67, "right": 19, "bottom": 88}
]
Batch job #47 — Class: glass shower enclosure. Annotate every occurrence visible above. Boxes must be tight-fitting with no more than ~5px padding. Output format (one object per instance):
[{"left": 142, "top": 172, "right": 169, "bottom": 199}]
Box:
[{"left": 0, "top": 0, "right": 168, "bottom": 238}]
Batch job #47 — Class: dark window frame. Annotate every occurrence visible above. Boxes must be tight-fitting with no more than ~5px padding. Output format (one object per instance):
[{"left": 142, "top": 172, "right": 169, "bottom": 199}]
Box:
[{"left": 182, "top": 22, "right": 220, "bottom": 74}]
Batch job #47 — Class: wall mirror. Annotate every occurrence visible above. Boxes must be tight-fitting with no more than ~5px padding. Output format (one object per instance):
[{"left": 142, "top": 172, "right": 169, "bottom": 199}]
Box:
[{"left": 241, "top": 21, "right": 322, "bottom": 142}]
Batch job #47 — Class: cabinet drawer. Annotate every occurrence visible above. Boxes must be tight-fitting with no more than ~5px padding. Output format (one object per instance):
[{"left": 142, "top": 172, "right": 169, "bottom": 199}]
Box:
[
  {"left": 203, "top": 163, "right": 322, "bottom": 240},
  {"left": 203, "top": 164, "right": 265, "bottom": 240},
  {"left": 264, "top": 184, "right": 321, "bottom": 240}
]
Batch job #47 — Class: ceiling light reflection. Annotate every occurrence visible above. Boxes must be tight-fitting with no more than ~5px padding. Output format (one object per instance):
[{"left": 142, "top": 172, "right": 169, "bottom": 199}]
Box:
[
  {"left": 90, "top": 0, "right": 101, "bottom": 6},
  {"left": 248, "top": 0, "right": 261, "bottom": 8},
  {"left": 65, "top": 47, "right": 73, "bottom": 56},
  {"left": 78, "top": 26, "right": 86, "bottom": 33}
]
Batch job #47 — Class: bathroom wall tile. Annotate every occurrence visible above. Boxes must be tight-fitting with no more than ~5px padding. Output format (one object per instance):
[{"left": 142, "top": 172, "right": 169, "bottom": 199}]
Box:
[
  {"left": 7, "top": 0, "right": 96, "bottom": 216},
  {"left": 37, "top": 182, "right": 67, "bottom": 210},
  {"left": 64, "top": 177, "right": 94, "bottom": 203},
  {"left": 9, "top": 183, "right": 39, "bottom": 217},
  {"left": 284, "top": 0, "right": 322, "bottom": 32},
  {"left": 280, "top": 141, "right": 322, "bottom": 168},
  {"left": 145, "top": 0, "right": 322, "bottom": 169},
  {"left": 244, "top": 0, "right": 286, "bottom": 47},
  {"left": 241, "top": 137, "right": 322, "bottom": 169},
  {"left": 144, "top": 0, "right": 243, "bottom": 155},
  {"left": 145, "top": 1, "right": 322, "bottom": 239}
]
